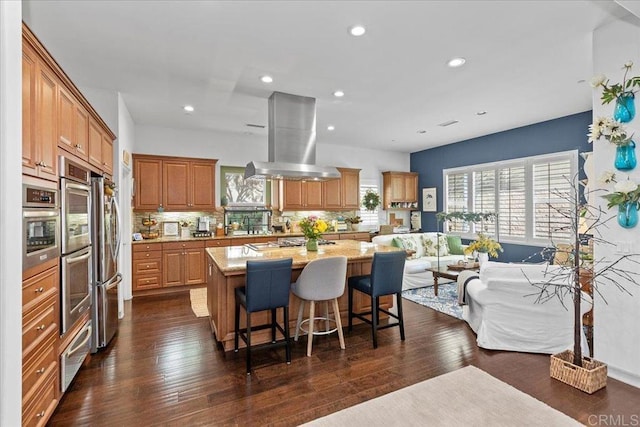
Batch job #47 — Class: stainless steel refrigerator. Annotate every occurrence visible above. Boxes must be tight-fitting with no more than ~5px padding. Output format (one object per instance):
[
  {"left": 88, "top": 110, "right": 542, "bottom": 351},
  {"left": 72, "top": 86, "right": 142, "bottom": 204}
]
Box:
[{"left": 91, "top": 175, "right": 122, "bottom": 352}]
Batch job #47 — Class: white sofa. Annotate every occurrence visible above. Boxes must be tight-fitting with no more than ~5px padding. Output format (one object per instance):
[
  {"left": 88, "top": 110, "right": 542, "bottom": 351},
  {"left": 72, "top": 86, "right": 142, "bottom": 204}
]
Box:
[
  {"left": 461, "top": 261, "right": 592, "bottom": 355},
  {"left": 371, "top": 232, "right": 466, "bottom": 290}
]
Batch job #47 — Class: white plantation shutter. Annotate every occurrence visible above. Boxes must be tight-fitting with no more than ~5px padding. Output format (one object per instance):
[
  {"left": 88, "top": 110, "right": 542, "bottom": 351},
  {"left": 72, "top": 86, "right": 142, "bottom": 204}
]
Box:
[
  {"left": 359, "top": 184, "right": 379, "bottom": 228},
  {"left": 498, "top": 166, "right": 526, "bottom": 238},
  {"left": 443, "top": 150, "right": 577, "bottom": 245},
  {"left": 533, "top": 159, "right": 573, "bottom": 241},
  {"left": 445, "top": 172, "right": 469, "bottom": 232}
]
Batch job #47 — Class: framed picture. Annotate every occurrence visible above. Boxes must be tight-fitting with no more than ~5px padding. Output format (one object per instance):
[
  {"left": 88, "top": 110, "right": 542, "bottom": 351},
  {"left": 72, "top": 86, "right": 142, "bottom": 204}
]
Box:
[
  {"left": 422, "top": 187, "right": 437, "bottom": 212},
  {"left": 163, "top": 221, "right": 179, "bottom": 236}
]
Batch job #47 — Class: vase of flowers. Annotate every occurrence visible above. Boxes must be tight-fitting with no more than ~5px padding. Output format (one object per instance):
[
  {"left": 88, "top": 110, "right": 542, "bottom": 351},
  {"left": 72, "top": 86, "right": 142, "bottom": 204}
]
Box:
[
  {"left": 588, "top": 117, "right": 637, "bottom": 171},
  {"left": 298, "top": 216, "right": 328, "bottom": 251},
  {"left": 591, "top": 61, "right": 640, "bottom": 123},
  {"left": 601, "top": 177, "right": 640, "bottom": 229},
  {"left": 464, "top": 232, "right": 503, "bottom": 265}
]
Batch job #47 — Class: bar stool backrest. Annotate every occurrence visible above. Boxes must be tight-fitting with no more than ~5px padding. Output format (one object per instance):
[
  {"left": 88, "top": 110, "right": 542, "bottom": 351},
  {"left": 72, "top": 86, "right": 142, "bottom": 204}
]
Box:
[
  {"left": 245, "top": 258, "right": 293, "bottom": 313},
  {"left": 370, "top": 252, "right": 406, "bottom": 298}
]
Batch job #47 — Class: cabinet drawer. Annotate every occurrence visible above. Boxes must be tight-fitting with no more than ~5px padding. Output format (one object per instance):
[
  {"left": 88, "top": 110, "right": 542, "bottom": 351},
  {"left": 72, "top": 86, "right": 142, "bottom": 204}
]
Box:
[
  {"left": 23, "top": 332, "right": 57, "bottom": 398},
  {"left": 23, "top": 266, "right": 58, "bottom": 316},
  {"left": 133, "top": 250, "right": 162, "bottom": 260},
  {"left": 163, "top": 240, "right": 204, "bottom": 250},
  {"left": 133, "top": 274, "right": 162, "bottom": 290},
  {"left": 206, "top": 239, "right": 231, "bottom": 248},
  {"left": 133, "top": 242, "right": 162, "bottom": 252},
  {"left": 133, "top": 259, "right": 162, "bottom": 274},
  {"left": 341, "top": 232, "right": 370, "bottom": 241},
  {"left": 23, "top": 303, "right": 58, "bottom": 354},
  {"left": 23, "top": 366, "right": 58, "bottom": 427}
]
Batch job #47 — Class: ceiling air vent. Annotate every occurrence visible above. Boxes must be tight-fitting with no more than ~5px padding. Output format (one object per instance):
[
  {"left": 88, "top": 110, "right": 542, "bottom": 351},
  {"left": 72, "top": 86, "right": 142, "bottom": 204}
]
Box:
[{"left": 437, "top": 120, "right": 459, "bottom": 127}]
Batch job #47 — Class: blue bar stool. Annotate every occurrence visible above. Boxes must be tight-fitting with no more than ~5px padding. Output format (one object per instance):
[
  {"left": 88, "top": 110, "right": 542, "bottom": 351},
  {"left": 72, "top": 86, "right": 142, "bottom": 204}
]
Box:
[
  {"left": 348, "top": 251, "right": 406, "bottom": 348},
  {"left": 234, "top": 258, "right": 293, "bottom": 374}
]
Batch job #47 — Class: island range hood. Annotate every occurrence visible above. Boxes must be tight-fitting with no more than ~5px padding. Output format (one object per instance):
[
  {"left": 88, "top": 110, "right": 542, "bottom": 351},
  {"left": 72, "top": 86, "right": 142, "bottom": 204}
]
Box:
[{"left": 244, "top": 92, "right": 340, "bottom": 180}]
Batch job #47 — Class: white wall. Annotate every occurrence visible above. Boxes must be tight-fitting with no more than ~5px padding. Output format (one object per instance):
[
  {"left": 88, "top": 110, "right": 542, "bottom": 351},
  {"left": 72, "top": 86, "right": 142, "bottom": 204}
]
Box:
[
  {"left": 592, "top": 16, "right": 640, "bottom": 387},
  {"left": 118, "top": 94, "right": 135, "bottom": 308},
  {"left": 0, "top": 1, "right": 24, "bottom": 424},
  {"left": 80, "top": 86, "right": 118, "bottom": 136}
]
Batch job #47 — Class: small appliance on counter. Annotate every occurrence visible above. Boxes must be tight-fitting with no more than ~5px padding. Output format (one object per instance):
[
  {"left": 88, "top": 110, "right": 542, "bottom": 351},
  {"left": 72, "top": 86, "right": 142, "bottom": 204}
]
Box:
[{"left": 197, "top": 216, "right": 210, "bottom": 232}]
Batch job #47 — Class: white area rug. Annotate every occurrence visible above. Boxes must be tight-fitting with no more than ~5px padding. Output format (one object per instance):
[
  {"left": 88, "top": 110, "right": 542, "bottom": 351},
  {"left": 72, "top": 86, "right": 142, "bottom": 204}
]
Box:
[
  {"left": 303, "top": 366, "right": 581, "bottom": 426},
  {"left": 189, "top": 287, "right": 209, "bottom": 318}
]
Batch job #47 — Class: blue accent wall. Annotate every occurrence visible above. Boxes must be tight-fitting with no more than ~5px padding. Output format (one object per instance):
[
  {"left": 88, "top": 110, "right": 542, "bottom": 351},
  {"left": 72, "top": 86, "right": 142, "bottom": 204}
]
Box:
[{"left": 410, "top": 111, "right": 592, "bottom": 263}]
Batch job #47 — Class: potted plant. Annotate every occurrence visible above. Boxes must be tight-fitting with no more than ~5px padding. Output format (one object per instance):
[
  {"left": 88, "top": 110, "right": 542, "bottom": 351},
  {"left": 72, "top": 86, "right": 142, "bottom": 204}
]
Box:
[
  {"left": 345, "top": 216, "right": 362, "bottom": 231},
  {"left": 600, "top": 174, "right": 640, "bottom": 228},
  {"left": 362, "top": 190, "right": 381, "bottom": 212},
  {"left": 590, "top": 60, "right": 640, "bottom": 123},
  {"left": 464, "top": 232, "right": 503, "bottom": 265}
]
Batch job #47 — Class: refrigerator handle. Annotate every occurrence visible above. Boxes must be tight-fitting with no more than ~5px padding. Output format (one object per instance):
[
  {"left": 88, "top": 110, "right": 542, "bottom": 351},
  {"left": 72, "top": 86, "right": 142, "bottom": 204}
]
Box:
[{"left": 111, "top": 196, "right": 122, "bottom": 261}]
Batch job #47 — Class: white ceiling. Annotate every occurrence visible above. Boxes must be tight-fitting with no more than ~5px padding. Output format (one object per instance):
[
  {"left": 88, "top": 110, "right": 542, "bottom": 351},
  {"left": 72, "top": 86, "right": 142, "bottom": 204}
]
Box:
[{"left": 22, "top": 1, "right": 630, "bottom": 153}]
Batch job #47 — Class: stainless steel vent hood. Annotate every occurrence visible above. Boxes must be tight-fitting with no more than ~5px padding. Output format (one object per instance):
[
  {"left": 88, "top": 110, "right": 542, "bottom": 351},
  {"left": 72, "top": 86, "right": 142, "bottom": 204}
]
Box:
[{"left": 245, "top": 92, "right": 340, "bottom": 180}]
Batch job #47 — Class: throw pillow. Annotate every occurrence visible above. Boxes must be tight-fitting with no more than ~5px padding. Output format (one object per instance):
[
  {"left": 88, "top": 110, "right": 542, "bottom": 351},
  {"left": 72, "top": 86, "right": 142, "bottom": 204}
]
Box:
[
  {"left": 422, "top": 233, "right": 450, "bottom": 257},
  {"left": 395, "top": 235, "right": 423, "bottom": 259},
  {"left": 447, "top": 235, "right": 464, "bottom": 255}
]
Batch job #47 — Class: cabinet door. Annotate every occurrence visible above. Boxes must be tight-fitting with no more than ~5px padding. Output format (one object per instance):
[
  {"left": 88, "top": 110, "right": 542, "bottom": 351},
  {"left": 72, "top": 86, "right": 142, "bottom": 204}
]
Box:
[
  {"left": 163, "top": 160, "right": 190, "bottom": 210},
  {"left": 74, "top": 105, "right": 89, "bottom": 161},
  {"left": 22, "top": 44, "right": 37, "bottom": 175},
  {"left": 163, "top": 250, "right": 184, "bottom": 287},
  {"left": 305, "top": 181, "right": 323, "bottom": 208},
  {"left": 134, "top": 157, "right": 163, "bottom": 211},
  {"left": 190, "top": 161, "right": 215, "bottom": 209},
  {"left": 184, "top": 248, "right": 205, "bottom": 285},
  {"left": 404, "top": 174, "right": 418, "bottom": 202},
  {"left": 389, "top": 174, "right": 406, "bottom": 201},
  {"left": 57, "top": 86, "right": 75, "bottom": 150},
  {"left": 88, "top": 118, "right": 102, "bottom": 169},
  {"left": 283, "top": 180, "right": 304, "bottom": 210},
  {"left": 323, "top": 178, "right": 342, "bottom": 209},
  {"left": 101, "top": 133, "right": 113, "bottom": 176},
  {"left": 340, "top": 169, "right": 360, "bottom": 209},
  {"left": 35, "top": 63, "right": 58, "bottom": 181}
]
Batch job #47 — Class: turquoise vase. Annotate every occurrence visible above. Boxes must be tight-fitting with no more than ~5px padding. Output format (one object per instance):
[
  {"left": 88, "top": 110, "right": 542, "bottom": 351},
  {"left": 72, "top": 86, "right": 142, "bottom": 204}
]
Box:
[
  {"left": 306, "top": 238, "right": 318, "bottom": 251},
  {"left": 617, "top": 202, "right": 638, "bottom": 229},
  {"left": 613, "top": 92, "right": 636, "bottom": 123},
  {"left": 614, "top": 141, "right": 637, "bottom": 171}
]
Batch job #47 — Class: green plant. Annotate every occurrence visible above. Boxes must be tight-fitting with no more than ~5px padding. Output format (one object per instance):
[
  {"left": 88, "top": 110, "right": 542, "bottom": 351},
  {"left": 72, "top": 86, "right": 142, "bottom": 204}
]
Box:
[
  {"left": 590, "top": 61, "right": 640, "bottom": 104},
  {"left": 464, "top": 232, "right": 503, "bottom": 258},
  {"left": 345, "top": 216, "right": 361, "bottom": 224},
  {"left": 362, "top": 190, "right": 380, "bottom": 211},
  {"left": 435, "top": 211, "right": 497, "bottom": 223}
]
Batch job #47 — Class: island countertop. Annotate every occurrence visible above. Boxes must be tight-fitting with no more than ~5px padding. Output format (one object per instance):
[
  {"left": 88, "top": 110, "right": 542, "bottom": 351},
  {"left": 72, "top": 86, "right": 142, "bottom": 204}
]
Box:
[{"left": 205, "top": 240, "right": 401, "bottom": 275}]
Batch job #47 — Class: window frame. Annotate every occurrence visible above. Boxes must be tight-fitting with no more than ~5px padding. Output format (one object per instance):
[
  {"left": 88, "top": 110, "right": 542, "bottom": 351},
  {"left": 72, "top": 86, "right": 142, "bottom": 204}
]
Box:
[{"left": 441, "top": 150, "right": 578, "bottom": 246}]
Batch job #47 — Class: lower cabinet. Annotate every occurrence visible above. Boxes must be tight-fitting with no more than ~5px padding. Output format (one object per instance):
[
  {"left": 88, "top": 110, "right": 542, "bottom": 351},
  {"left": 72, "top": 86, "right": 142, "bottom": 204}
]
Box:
[
  {"left": 132, "top": 242, "right": 163, "bottom": 291},
  {"left": 163, "top": 241, "right": 206, "bottom": 287}
]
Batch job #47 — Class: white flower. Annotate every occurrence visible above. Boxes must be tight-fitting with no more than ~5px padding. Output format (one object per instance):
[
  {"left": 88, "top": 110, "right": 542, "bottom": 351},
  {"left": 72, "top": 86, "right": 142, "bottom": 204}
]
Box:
[
  {"left": 614, "top": 179, "right": 638, "bottom": 194},
  {"left": 624, "top": 61, "right": 634, "bottom": 69},
  {"left": 590, "top": 74, "right": 607, "bottom": 88},
  {"left": 598, "top": 171, "right": 617, "bottom": 185}
]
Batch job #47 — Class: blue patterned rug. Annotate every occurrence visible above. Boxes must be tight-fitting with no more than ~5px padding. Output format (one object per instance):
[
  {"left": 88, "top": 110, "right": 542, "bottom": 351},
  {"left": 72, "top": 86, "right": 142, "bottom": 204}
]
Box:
[{"left": 402, "top": 282, "right": 463, "bottom": 320}]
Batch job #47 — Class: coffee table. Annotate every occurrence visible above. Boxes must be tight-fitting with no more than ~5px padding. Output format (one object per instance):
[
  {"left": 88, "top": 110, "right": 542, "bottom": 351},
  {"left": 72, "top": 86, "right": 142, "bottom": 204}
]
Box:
[{"left": 426, "top": 265, "right": 479, "bottom": 296}]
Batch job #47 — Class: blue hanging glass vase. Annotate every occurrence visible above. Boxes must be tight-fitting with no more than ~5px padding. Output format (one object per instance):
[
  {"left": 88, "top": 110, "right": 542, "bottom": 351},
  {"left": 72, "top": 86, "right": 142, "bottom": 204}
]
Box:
[
  {"left": 613, "top": 92, "right": 636, "bottom": 123},
  {"left": 614, "top": 140, "right": 637, "bottom": 171},
  {"left": 617, "top": 202, "right": 638, "bottom": 229}
]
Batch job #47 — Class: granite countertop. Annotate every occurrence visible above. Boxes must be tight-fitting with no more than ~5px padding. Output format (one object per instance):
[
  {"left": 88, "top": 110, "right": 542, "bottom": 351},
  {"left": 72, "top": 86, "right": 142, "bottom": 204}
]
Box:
[
  {"left": 206, "top": 240, "right": 401, "bottom": 274},
  {"left": 132, "top": 230, "right": 371, "bottom": 244}
]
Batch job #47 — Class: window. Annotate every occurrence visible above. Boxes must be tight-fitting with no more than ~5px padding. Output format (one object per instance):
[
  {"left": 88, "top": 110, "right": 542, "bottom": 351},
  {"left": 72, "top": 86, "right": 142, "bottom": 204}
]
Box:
[
  {"left": 442, "top": 150, "right": 577, "bottom": 245},
  {"left": 359, "top": 184, "right": 379, "bottom": 229}
]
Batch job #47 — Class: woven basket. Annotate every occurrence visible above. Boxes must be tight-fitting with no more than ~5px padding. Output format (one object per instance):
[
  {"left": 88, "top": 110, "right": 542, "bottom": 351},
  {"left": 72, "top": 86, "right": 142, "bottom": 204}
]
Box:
[{"left": 550, "top": 350, "right": 607, "bottom": 394}]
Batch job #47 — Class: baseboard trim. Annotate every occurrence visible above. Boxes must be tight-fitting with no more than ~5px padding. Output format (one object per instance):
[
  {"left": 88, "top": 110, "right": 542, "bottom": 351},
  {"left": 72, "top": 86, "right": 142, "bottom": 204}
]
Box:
[{"left": 608, "top": 365, "right": 640, "bottom": 389}]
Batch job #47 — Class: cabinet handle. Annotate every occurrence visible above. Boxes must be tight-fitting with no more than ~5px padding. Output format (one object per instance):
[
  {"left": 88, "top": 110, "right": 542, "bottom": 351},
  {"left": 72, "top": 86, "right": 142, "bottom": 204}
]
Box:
[
  {"left": 146, "top": 265, "right": 150, "bottom": 268},
  {"left": 36, "top": 367, "right": 45, "bottom": 374},
  {"left": 36, "top": 411, "right": 46, "bottom": 418},
  {"left": 146, "top": 253, "right": 150, "bottom": 257},
  {"left": 35, "top": 287, "right": 45, "bottom": 293},
  {"left": 35, "top": 324, "right": 46, "bottom": 331},
  {"left": 75, "top": 144, "right": 82, "bottom": 149}
]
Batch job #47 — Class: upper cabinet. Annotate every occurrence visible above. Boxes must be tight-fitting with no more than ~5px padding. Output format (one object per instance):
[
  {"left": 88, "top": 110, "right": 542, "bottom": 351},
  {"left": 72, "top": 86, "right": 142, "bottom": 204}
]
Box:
[
  {"left": 133, "top": 154, "right": 218, "bottom": 212},
  {"left": 278, "top": 167, "right": 360, "bottom": 211},
  {"left": 382, "top": 171, "right": 418, "bottom": 209},
  {"left": 88, "top": 118, "right": 114, "bottom": 176},
  {"left": 339, "top": 167, "right": 360, "bottom": 209},
  {"left": 281, "top": 180, "right": 323, "bottom": 210}
]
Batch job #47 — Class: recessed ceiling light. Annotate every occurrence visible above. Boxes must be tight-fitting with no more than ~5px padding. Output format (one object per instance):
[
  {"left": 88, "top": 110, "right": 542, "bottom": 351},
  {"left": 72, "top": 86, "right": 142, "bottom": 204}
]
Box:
[
  {"left": 476, "top": 111, "right": 487, "bottom": 116},
  {"left": 349, "top": 25, "right": 366, "bottom": 37},
  {"left": 417, "top": 130, "right": 427, "bottom": 134},
  {"left": 447, "top": 57, "right": 466, "bottom": 68},
  {"left": 327, "top": 125, "right": 335, "bottom": 131},
  {"left": 183, "top": 105, "right": 194, "bottom": 113},
  {"left": 333, "top": 90, "right": 345, "bottom": 98},
  {"left": 260, "top": 75, "right": 273, "bottom": 83}
]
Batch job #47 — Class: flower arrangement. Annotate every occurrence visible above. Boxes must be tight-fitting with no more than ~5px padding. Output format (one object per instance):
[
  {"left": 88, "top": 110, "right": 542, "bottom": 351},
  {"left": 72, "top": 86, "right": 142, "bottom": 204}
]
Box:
[
  {"left": 587, "top": 116, "right": 633, "bottom": 146},
  {"left": 601, "top": 175, "right": 640, "bottom": 210},
  {"left": 590, "top": 61, "right": 640, "bottom": 105},
  {"left": 464, "top": 232, "right": 503, "bottom": 258},
  {"left": 298, "top": 216, "right": 328, "bottom": 240},
  {"left": 345, "top": 215, "right": 361, "bottom": 224}
]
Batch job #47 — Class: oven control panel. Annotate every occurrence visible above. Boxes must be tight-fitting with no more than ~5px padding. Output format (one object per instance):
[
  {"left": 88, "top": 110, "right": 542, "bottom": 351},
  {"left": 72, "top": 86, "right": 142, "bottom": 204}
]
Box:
[{"left": 23, "top": 185, "right": 57, "bottom": 207}]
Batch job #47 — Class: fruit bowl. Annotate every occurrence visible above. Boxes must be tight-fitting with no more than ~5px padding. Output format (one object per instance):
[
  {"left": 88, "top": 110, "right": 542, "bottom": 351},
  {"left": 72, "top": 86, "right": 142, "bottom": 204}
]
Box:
[
  {"left": 142, "top": 218, "right": 157, "bottom": 227},
  {"left": 141, "top": 231, "right": 159, "bottom": 239}
]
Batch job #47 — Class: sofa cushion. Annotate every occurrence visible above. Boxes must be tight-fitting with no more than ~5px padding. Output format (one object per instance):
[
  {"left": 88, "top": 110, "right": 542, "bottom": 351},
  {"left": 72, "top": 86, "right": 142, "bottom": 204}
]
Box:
[
  {"left": 422, "top": 233, "right": 449, "bottom": 256},
  {"left": 447, "top": 235, "right": 464, "bottom": 255},
  {"left": 392, "top": 235, "right": 424, "bottom": 259},
  {"left": 404, "top": 259, "right": 432, "bottom": 274}
]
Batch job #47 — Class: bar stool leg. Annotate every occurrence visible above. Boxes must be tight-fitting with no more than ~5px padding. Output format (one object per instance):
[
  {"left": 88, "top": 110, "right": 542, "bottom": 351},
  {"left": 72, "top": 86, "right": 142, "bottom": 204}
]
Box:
[
  {"left": 348, "top": 285, "right": 354, "bottom": 332},
  {"left": 307, "top": 300, "right": 315, "bottom": 357},
  {"left": 294, "top": 300, "right": 305, "bottom": 342},
  {"left": 271, "top": 308, "right": 277, "bottom": 343},
  {"left": 246, "top": 312, "right": 252, "bottom": 374},
  {"left": 332, "top": 298, "right": 345, "bottom": 350},
  {"left": 371, "top": 296, "right": 379, "bottom": 349},
  {"left": 324, "top": 301, "right": 330, "bottom": 333},
  {"left": 234, "top": 297, "right": 240, "bottom": 352},
  {"left": 396, "top": 292, "right": 405, "bottom": 341},
  {"left": 284, "top": 307, "right": 291, "bottom": 364}
]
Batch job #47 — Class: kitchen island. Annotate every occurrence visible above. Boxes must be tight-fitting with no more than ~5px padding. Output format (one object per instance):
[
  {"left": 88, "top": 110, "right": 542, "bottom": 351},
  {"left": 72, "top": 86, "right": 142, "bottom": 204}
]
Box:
[{"left": 206, "top": 240, "right": 402, "bottom": 351}]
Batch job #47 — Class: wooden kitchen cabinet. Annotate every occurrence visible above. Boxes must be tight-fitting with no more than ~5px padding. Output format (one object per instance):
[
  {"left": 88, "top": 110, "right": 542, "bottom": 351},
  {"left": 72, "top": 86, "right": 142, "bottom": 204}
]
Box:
[
  {"left": 339, "top": 167, "right": 360, "bottom": 209},
  {"left": 132, "top": 243, "right": 163, "bottom": 291},
  {"left": 323, "top": 178, "right": 342, "bottom": 209},
  {"left": 57, "top": 86, "right": 89, "bottom": 162},
  {"left": 162, "top": 241, "right": 206, "bottom": 287},
  {"left": 133, "top": 156, "right": 163, "bottom": 211},
  {"left": 281, "top": 168, "right": 360, "bottom": 211},
  {"left": 282, "top": 180, "right": 323, "bottom": 210},
  {"left": 382, "top": 171, "right": 418, "bottom": 209},
  {"left": 88, "top": 118, "right": 114, "bottom": 176},
  {"left": 22, "top": 41, "right": 58, "bottom": 182}
]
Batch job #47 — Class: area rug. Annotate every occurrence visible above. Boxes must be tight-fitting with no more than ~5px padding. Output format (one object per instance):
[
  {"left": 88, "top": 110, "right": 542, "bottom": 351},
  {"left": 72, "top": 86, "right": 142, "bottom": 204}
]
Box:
[
  {"left": 402, "top": 282, "right": 462, "bottom": 320},
  {"left": 189, "top": 287, "right": 209, "bottom": 317},
  {"left": 303, "top": 366, "right": 581, "bottom": 426}
]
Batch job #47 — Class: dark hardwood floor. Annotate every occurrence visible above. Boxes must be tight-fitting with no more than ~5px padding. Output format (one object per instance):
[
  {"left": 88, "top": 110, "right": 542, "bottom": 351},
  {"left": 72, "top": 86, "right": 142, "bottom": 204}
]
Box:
[{"left": 49, "top": 291, "right": 640, "bottom": 426}]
